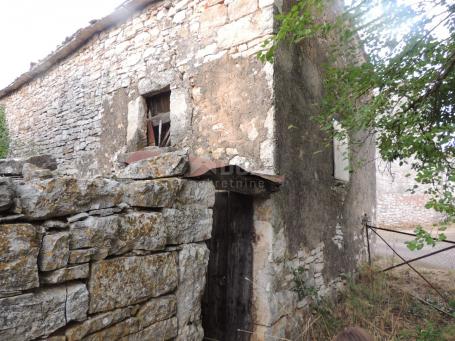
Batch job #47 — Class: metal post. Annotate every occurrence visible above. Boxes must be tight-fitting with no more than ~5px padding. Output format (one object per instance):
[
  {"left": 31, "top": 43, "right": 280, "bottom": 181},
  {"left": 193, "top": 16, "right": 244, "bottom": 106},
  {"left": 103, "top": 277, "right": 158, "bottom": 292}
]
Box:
[
  {"left": 362, "top": 215, "right": 371, "bottom": 266},
  {"left": 365, "top": 224, "right": 371, "bottom": 266}
]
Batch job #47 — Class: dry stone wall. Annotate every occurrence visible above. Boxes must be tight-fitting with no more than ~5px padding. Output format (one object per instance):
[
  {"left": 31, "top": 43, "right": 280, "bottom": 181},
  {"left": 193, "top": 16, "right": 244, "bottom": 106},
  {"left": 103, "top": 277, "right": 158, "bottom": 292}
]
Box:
[{"left": 0, "top": 151, "right": 215, "bottom": 341}]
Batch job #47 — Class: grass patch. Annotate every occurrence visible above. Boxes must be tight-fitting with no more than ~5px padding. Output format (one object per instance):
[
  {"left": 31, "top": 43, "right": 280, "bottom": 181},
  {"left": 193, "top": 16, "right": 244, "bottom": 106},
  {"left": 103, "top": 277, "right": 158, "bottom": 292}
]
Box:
[{"left": 302, "top": 266, "right": 455, "bottom": 340}]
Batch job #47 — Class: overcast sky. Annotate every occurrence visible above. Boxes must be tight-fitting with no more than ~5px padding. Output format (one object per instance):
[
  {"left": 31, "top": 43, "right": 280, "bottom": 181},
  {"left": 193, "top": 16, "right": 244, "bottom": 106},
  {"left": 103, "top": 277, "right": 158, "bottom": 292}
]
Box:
[{"left": 0, "top": 0, "right": 125, "bottom": 89}]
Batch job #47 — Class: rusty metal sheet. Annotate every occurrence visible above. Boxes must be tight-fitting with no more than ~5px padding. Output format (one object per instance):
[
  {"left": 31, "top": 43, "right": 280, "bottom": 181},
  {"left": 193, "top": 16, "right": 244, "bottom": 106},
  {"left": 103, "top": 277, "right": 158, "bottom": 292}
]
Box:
[
  {"left": 186, "top": 156, "right": 284, "bottom": 185},
  {"left": 125, "top": 150, "right": 161, "bottom": 164},
  {"left": 124, "top": 152, "right": 284, "bottom": 186}
]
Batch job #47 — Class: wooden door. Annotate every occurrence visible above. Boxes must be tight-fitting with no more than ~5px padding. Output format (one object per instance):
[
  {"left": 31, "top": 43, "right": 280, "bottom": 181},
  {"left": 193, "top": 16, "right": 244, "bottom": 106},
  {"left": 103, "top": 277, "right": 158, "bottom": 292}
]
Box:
[{"left": 202, "top": 191, "right": 253, "bottom": 341}]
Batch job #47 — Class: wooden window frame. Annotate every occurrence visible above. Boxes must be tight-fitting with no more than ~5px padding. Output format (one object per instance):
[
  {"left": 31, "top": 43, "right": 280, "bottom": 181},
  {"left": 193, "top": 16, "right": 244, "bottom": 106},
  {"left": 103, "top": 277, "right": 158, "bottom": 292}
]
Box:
[{"left": 145, "top": 90, "right": 171, "bottom": 147}]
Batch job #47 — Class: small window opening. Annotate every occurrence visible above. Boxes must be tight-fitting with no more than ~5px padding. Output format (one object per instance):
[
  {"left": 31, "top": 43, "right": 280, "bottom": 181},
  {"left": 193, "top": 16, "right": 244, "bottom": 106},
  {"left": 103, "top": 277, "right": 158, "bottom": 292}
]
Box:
[
  {"left": 333, "top": 119, "right": 350, "bottom": 182},
  {"left": 146, "top": 90, "right": 171, "bottom": 147}
]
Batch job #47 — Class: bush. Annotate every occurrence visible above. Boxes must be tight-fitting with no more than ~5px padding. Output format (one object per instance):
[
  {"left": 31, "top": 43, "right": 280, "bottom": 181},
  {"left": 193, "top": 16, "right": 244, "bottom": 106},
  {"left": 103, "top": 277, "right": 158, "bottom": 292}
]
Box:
[{"left": 0, "top": 106, "right": 9, "bottom": 158}]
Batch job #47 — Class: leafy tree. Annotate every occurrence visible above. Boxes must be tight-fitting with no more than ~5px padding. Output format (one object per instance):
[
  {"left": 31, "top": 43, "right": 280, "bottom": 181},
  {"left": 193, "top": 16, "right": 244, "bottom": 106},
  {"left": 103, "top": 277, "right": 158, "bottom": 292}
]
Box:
[
  {"left": 0, "top": 106, "right": 8, "bottom": 158},
  {"left": 259, "top": 0, "right": 455, "bottom": 246}
]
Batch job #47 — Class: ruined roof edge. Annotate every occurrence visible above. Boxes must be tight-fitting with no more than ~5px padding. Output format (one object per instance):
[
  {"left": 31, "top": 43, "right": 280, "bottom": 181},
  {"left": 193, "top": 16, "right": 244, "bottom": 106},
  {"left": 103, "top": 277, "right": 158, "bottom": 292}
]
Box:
[{"left": 0, "top": 0, "right": 158, "bottom": 99}]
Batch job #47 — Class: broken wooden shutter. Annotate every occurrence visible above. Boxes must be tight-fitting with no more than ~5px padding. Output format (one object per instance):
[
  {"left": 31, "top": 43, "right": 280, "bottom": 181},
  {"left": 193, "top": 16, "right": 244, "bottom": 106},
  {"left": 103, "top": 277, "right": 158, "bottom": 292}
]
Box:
[{"left": 146, "top": 91, "right": 171, "bottom": 147}]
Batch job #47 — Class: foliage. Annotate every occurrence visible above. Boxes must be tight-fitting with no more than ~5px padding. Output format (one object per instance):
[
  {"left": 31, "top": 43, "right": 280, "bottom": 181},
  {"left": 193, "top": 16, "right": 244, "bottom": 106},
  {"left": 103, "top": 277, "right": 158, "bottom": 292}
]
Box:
[
  {"left": 0, "top": 106, "right": 8, "bottom": 158},
  {"left": 406, "top": 226, "right": 447, "bottom": 251},
  {"left": 259, "top": 0, "right": 455, "bottom": 247},
  {"left": 292, "top": 266, "right": 319, "bottom": 300},
  {"left": 415, "top": 323, "right": 444, "bottom": 341},
  {"left": 257, "top": 0, "right": 330, "bottom": 63},
  {"left": 301, "top": 267, "right": 455, "bottom": 340}
]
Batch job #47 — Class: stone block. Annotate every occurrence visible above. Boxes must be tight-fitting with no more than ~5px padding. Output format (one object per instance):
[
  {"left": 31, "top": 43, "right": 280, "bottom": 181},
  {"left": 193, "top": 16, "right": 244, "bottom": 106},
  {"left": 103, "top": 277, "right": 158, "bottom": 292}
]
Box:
[
  {"left": 200, "top": 3, "right": 227, "bottom": 32},
  {"left": 65, "top": 305, "right": 136, "bottom": 341},
  {"left": 69, "top": 212, "right": 165, "bottom": 257},
  {"left": 0, "top": 288, "right": 66, "bottom": 340},
  {"left": 83, "top": 317, "right": 140, "bottom": 341},
  {"left": 119, "top": 211, "right": 166, "bottom": 252},
  {"left": 66, "top": 283, "right": 89, "bottom": 322},
  {"left": 40, "top": 264, "right": 89, "bottom": 284},
  {"left": 126, "top": 96, "right": 147, "bottom": 152},
  {"left": 0, "top": 177, "right": 13, "bottom": 212},
  {"left": 15, "top": 177, "right": 124, "bottom": 219},
  {"left": 122, "top": 178, "right": 183, "bottom": 208},
  {"left": 68, "top": 248, "right": 97, "bottom": 264},
  {"left": 0, "top": 223, "right": 40, "bottom": 295},
  {"left": 69, "top": 215, "right": 120, "bottom": 250},
  {"left": 88, "top": 253, "right": 178, "bottom": 313},
  {"left": 176, "top": 244, "right": 209, "bottom": 329},
  {"left": 228, "top": 0, "right": 258, "bottom": 21},
  {"left": 137, "top": 72, "right": 173, "bottom": 96},
  {"left": 22, "top": 163, "right": 53, "bottom": 181},
  {"left": 164, "top": 208, "right": 212, "bottom": 244},
  {"left": 38, "top": 232, "right": 70, "bottom": 271},
  {"left": 0, "top": 158, "right": 24, "bottom": 176},
  {"left": 216, "top": 11, "right": 272, "bottom": 49},
  {"left": 67, "top": 212, "right": 89, "bottom": 223},
  {"left": 135, "top": 295, "right": 177, "bottom": 328},
  {"left": 89, "top": 204, "right": 127, "bottom": 217},
  {"left": 117, "top": 150, "right": 189, "bottom": 180},
  {"left": 122, "top": 178, "right": 215, "bottom": 211},
  {"left": 42, "top": 220, "right": 68, "bottom": 230},
  {"left": 0, "top": 155, "right": 57, "bottom": 176},
  {"left": 66, "top": 295, "right": 177, "bottom": 341},
  {"left": 25, "top": 154, "right": 58, "bottom": 171},
  {"left": 119, "top": 317, "right": 178, "bottom": 341},
  {"left": 176, "top": 179, "right": 215, "bottom": 208}
]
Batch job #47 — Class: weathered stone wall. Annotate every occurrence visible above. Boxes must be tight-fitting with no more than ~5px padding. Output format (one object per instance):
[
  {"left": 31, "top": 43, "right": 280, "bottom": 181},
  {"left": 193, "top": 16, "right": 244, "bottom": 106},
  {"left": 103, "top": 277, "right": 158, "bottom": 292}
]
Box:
[
  {"left": 0, "top": 152, "right": 215, "bottom": 341},
  {"left": 0, "top": 0, "right": 275, "bottom": 176},
  {"left": 376, "top": 159, "right": 445, "bottom": 229},
  {"left": 0, "top": 0, "right": 377, "bottom": 339},
  {"left": 249, "top": 2, "right": 376, "bottom": 339}
]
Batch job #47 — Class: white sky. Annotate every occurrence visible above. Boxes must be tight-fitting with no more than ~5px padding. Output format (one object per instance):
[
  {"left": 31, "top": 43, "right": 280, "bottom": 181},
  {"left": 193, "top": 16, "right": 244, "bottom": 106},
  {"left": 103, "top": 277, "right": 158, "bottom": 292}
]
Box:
[{"left": 0, "top": 0, "right": 125, "bottom": 89}]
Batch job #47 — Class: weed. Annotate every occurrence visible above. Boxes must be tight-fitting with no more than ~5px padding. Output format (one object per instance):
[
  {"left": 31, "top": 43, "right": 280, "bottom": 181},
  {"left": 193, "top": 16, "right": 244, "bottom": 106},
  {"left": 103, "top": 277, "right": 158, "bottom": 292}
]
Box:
[
  {"left": 416, "top": 322, "right": 443, "bottom": 341},
  {"left": 292, "top": 266, "right": 318, "bottom": 301},
  {"left": 299, "top": 266, "right": 455, "bottom": 340}
]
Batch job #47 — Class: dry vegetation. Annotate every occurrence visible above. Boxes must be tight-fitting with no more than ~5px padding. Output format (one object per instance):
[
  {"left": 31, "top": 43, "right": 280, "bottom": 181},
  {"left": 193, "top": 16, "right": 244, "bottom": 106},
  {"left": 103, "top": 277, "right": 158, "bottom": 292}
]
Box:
[{"left": 301, "top": 266, "right": 455, "bottom": 341}]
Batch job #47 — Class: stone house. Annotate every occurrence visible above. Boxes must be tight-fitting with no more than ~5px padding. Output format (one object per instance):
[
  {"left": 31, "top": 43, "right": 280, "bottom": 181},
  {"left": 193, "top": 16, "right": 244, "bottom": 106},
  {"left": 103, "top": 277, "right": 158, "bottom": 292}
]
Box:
[
  {"left": 376, "top": 159, "right": 445, "bottom": 229},
  {"left": 0, "top": 0, "right": 376, "bottom": 339}
]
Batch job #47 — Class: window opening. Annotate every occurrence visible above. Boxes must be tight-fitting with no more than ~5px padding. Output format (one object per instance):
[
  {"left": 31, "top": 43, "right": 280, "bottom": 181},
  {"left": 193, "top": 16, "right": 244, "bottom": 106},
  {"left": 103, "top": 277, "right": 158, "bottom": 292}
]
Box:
[
  {"left": 333, "top": 119, "right": 350, "bottom": 182},
  {"left": 146, "top": 90, "right": 171, "bottom": 147}
]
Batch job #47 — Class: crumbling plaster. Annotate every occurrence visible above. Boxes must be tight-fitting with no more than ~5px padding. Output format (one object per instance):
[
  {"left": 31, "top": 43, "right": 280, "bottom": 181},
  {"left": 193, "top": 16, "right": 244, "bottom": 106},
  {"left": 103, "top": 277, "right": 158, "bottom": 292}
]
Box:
[{"left": 247, "top": 1, "right": 376, "bottom": 337}]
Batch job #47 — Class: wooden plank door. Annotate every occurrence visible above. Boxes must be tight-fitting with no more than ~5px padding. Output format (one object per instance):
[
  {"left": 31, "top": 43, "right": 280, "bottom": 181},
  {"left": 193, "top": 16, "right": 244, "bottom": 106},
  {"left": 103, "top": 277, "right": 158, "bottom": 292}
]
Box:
[{"left": 202, "top": 191, "right": 253, "bottom": 341}]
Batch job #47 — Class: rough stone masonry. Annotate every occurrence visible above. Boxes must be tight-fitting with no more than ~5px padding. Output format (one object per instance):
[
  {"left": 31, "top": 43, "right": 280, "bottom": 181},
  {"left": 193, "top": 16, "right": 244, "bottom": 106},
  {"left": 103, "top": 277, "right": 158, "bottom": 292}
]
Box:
[
  {"left": 0, "top": 0, "right": 276, "bottom": 177},
  {"left": 0, "top": 0, "right": 377, "bottom": 339},
  {"left": 0, "top": 151, "right": 215, "bottom": 341}
]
